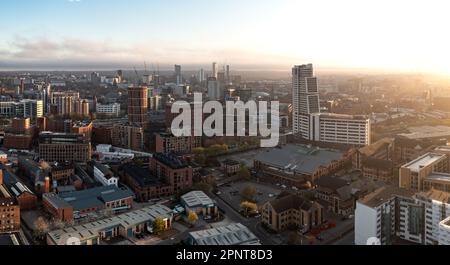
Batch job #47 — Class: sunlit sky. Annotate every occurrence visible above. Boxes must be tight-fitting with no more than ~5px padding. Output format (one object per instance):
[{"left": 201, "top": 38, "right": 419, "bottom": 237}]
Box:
[{"left": 1, "top": 0, "right": 450, "bottom": 73}]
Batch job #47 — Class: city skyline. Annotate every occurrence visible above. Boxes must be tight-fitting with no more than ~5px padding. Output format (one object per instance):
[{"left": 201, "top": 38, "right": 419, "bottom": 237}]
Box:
[{"left": 1, "top": 0, "right": 450, "bottom": 75}]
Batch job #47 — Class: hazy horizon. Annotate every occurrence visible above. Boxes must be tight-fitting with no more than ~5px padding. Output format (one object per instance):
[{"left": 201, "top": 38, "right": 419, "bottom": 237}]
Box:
[{"left": 1, "top": 0, "right": 450, "bottom": 76}]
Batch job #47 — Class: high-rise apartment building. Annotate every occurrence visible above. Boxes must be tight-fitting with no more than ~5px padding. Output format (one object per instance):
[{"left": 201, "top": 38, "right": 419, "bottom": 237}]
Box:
[
  {"left": 292, "top": 64, "right": 370, "bottom": 146},
  {"left": 212, "top": 62, "right": 218, "bottom": 79},
  {"left": 127, "top": 87, "right": 148, "bottom": 127},
  {"left": 174, "top": 65, "right": 182, "bottom": 85}
]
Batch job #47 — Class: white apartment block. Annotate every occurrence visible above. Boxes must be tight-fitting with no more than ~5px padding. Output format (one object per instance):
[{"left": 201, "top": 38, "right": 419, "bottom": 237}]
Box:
[
  {"left": 96, "top": 103, "right": 121, "bottom": 117},
  {"left": 292, "top": 64, "right": 370, "bottom": 146},
  {"left": 355, "top": 186, "right": 450, "bottom": 245},
  {"left": 439, "top": 217, "right": 450, "bottom": 245}
]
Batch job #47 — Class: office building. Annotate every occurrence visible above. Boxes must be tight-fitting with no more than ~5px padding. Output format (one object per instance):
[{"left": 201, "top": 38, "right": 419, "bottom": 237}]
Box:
[
  {"left": 88, "top": 161, "right": 118, "bottom": 187},
  {"left": 174, "top": 64, "right": 182, "bottom": 85},
  {"left": 38, "top": 132, "right": 92, "bottom": 163},
  {"left": 96, "top": 103, "right": 121, "bottom": 117},
  {"left": 128, "top": 87, "right": 148, "bottom": 127}
]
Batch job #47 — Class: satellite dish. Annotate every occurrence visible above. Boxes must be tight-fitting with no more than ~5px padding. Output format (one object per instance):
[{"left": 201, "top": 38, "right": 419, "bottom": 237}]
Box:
[{"left": 66, "top": 237, "right": 81, "bottom": 245}]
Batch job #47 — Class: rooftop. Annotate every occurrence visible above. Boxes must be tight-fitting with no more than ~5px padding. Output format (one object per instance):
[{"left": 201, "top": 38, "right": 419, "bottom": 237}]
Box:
[
  {"left": 416, "top": 189, "right": 450, "bottom": 203},
  {"left": 122, "top": 164, "right": 163, "bottom": 187},
  {"left": 188, "top": 223, "right": 260, "bottom": 245},
  {"left": 358, "top": 138, "right": 394, "bottom": 157},
  {"left": 153, "top": 153, "right": 189, "bottom": 169},
  {"left": 181, "top": 191, "right": 215, "bottom": 208},
  {"left": 425, "top": 172, "right": 450, "bottom": 184},
  {"left": 43, "top": 185, "right": 135, "bottom": 211},
  {"left": 402, "top": 153, "right": 446, "bottom": 172},
  {"left": 254, "top": 144, "right": 344, "bottom": 175},
  {"left": 358, "top": 186, "right": 415, "bottom": 208},
  {"left": 269, "top": 193, "right": 321, "bottom": 213},
  {"left": 48, "top": 204, "right": 172, "bottom": 244}
]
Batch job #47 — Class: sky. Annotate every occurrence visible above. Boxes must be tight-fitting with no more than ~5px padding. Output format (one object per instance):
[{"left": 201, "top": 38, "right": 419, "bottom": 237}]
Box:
[{"left": 1, "top": 0, "right": 450, "bottom": 74}]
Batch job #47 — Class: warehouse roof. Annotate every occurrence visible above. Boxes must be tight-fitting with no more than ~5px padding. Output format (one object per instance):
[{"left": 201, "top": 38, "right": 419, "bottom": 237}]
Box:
[{"left": 188, "top": 223, "right": 260, "bottom": 245}]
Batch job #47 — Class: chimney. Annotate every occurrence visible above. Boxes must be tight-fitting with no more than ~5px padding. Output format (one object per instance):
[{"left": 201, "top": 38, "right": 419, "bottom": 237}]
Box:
[
  {"left": 0, "top": 169, "right": 3, "bottom": 186},
  {"left": 44, "top": 177, "right": 50, "bottom": 194}
]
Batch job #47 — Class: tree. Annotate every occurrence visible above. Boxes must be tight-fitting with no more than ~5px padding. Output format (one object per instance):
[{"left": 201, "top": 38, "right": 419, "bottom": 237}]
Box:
[
  {"left": 238, "top": 165, "right": 251, "bottom": 180},
  {"left": 240, "top": 201, "right": 258, "bottom": 215},
  {"left": 240, "top": 185, "right": 256, "bottom": 201},
  {"left": 192, "top": 181, "right": 211, "bottom": 193},
  {"left": 187, "top": 211, "right": 199, "bottom": 225},
  {"left": 153, "top": 217, "right": 166, "bottom": 236},
  {"left": 34, "top": 217, "right": 50, "bottom": 239}
]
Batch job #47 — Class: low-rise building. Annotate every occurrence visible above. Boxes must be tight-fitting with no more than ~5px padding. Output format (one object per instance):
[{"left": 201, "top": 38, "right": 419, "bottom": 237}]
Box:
[
  {"left": 0, "top": 166, "right": 37, "bottom": 210},
  {"left": 261, "top": 193, "right": 324, "bottom": 232},
  {"left": 43, "top": 185, "right": 134, "bottom": 222},
  {"left": 96, "top": 103, "right": 121, "bottom": 117},
  {"left": 180, "top": 191, "right": 217, "bottom": 217},
  {"left": 439, "top": 216, "right": 450, "bottom": 245},
  {"left": 38, "top": 132, "right": 92, "bottom": 163},
  {"left": 254, "top": 144, "right": 348, "bottom": 186},
  {"left": 186, "top": 223, "right": 260, "bottom": 245},
  {"left": 47, "top": 204, "right": 173, "bottom": 245},
  {"left": 88, "top": 161, "right": 118, "bottom": 187},
  {"left": 361, "top": 158, "right": 394, "bottom": 182}
]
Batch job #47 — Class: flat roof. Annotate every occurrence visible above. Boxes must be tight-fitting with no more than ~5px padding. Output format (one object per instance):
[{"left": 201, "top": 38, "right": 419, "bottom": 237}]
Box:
[
  {"left": 254, "top": 144, "right": 343, "bottom": 175},
  {"left": 358, "top": 185, "right": 415, "bottom": 208},
  {"left": 416, "top": 189, "right": 450, "bottom": 203},
  {"left": 425, "top": 172, "right": 450, "bottom": 183},
  {"left": 402, "top": 153, "right": 446, "bottom": 172},
  {"left": 181, "top": 191, "right": 215, "bottom": 208},
  {"left": 188, "top": 223, "right": 260, "bottom": 245},
  {"left": 47, "top": 204, "right": 172, "bottom": 245}
]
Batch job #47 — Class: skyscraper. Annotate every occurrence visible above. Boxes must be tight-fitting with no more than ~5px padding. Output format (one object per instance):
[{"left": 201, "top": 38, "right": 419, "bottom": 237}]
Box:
[
  {"left": 174, "top": 64, "right": 182, "bottom": 85},
  {"left": 199, "top": 68, "right": 205, "bottom": 83},
  {"left": 212, "top": 62, "right": 218, "bottom": 79},
  {"left": 226, "top": 65, "right": 230, "bottom": 84},
  {"left": 128, "top": 87, "right": 148, "bottom": 127},
  {"left": 292, "top": 64, "right": 320, "bottom": 138}
]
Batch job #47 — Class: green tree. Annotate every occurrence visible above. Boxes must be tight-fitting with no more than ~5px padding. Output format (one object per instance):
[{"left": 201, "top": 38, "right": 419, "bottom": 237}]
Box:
[
  {"left": 153, "top": 217, "right": 166, "bottom": 236},
  {"left": 34, "top": 217, "right": 50, "bottom": 239},
  {"left": 241, "top": 185, "right": 257, "bottom": 201},
  {"left": 238, "top": 165, "right": 251, "bottom": 180}
]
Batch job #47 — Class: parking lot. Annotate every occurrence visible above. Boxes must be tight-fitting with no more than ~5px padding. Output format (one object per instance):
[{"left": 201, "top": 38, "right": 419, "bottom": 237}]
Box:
[{"left": 217, "top": 180, "right": 283, "bottom": 211}]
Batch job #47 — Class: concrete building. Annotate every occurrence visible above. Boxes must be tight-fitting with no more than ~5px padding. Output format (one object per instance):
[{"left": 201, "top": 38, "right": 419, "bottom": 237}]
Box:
[
  {"left": 47, "top": 204, "right": 172, "bottom": 245},
  {"left": 439, "top": 216, "right": 450, "bottom": 245},
  {"left": 399, "top": 152, "right": 449, "bottom": 192},
  {"left": 43, "top": 185, "right": 134, "bottom": 222},
  {"left": 292, "top": 64, "right": 370, "bottom": 146},
  {"left": 51, "top": 91, "right": 80, "bottom": 115},
  {"left": 180, "top": 191, "right": 217, "bottom": 217},
  {"left": 207, "top": 78, "right": 222, "bottom": 100},
  {"left": 355, "top": 186, "right": 416, "bottom": 245},
  {"left": 261, "top": 193, "right": 323, "bottom": 232},
  {"left": 96, "top": 103, "right": 121, "bottom": 117},
  {"left": 187, "top": 223, "right": 260, "bottom": 245}
]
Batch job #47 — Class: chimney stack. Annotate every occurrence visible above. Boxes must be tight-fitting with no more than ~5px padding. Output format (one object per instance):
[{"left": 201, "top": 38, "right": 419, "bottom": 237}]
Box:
[{"left": 44, "top": 177, "right": 50, "bottom": 194}]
